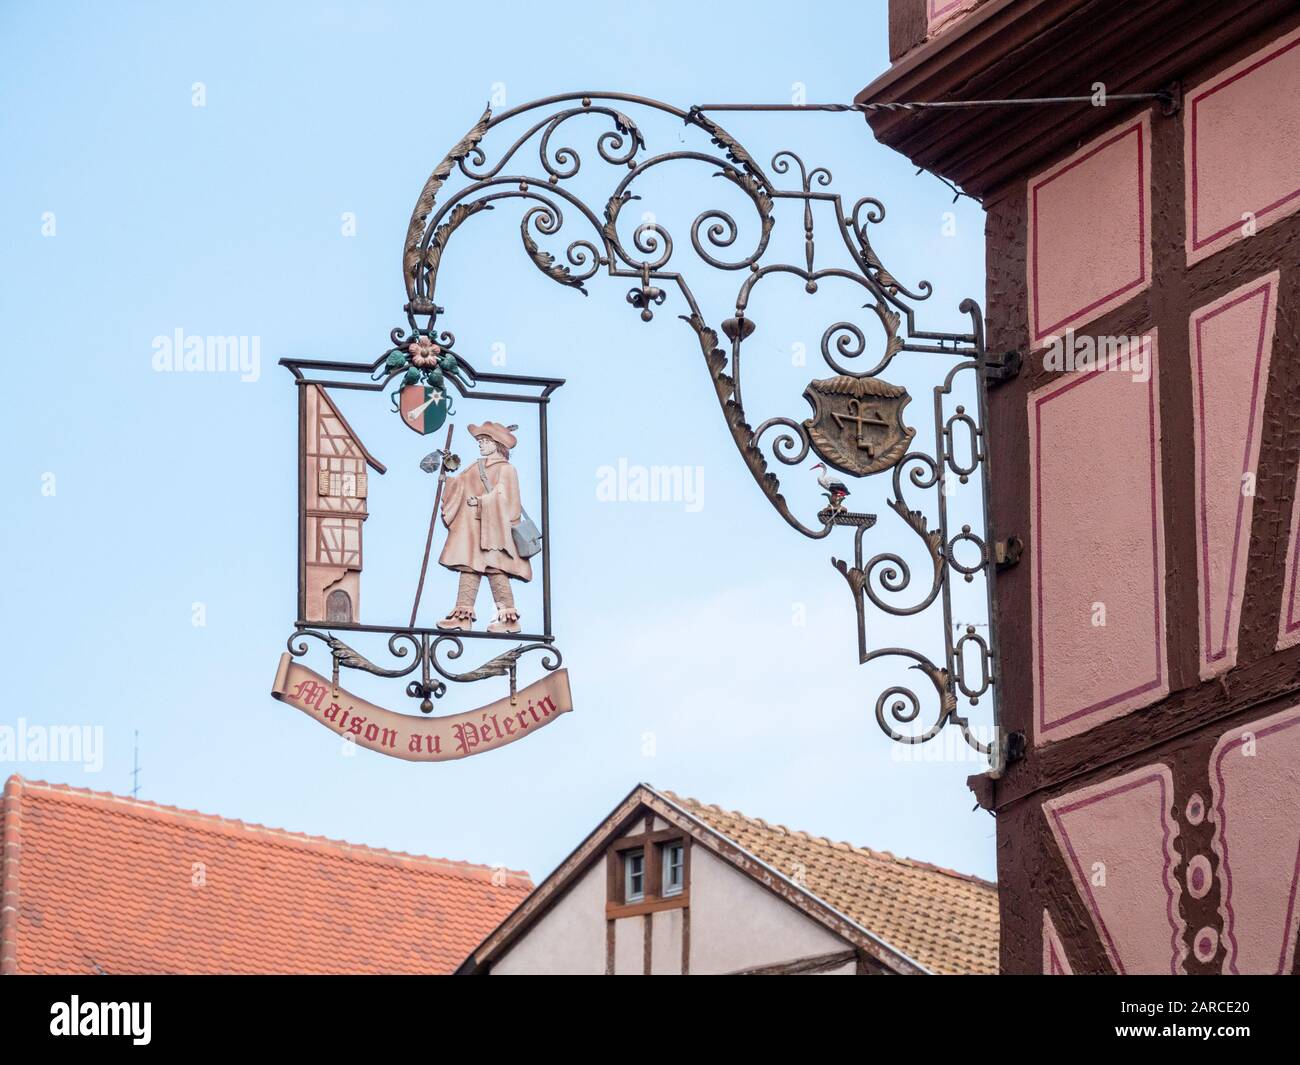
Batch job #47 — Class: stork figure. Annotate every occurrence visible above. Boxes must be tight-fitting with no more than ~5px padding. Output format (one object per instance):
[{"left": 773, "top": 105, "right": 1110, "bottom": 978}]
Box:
[{"left": 811, "top": 462, "right": 851, "bottom": 509}]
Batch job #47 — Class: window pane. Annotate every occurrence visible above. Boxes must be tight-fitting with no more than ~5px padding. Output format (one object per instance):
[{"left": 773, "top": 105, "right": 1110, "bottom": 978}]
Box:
[
  {"left": 663, "top": 843, "right": 684, "bottom": 895},
  {"left": 624, "top": 850, "right": 644, "bottom": 901}
]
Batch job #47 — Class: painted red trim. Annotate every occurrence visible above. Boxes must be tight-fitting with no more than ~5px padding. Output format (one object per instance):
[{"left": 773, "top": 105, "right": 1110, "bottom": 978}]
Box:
[
  {"left": 1048, "top": 770, "right": 1181, "bottom": 975},
  {"left": 1190, "top": 35, "right": 1300, "bottom": 251},
  {"left": 1043, "top": 910, "right": 1072, "bottom": 975},
  {"left": 1212, "top": 711, "right": 1300, "bottom": 974},
  {"left": 1287, "top": 487, "right": 1300, "bottom": 634},
  {"left": 1193, "top": 282, "right": 1273, "bottom": 665},
  {"left": 1034, "top": 354, "right": 1163, "bottom": 735},
  {"left": 1030, "top": 121, "right": 1147, "bottom": 342}
]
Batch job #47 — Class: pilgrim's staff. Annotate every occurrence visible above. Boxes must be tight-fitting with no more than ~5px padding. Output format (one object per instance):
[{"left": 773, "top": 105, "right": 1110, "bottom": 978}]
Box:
[{"left": 409, "top": 422, "right": 458, "bottom": 628}]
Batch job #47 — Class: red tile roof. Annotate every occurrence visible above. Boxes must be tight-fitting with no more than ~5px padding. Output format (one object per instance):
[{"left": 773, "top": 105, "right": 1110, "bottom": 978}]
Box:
[
  {"left": 462, "top": 784, "right": 999, "bottom": 976},
  {"left": 661, "top": 791, "right": 999, "bottom": 974},
  {"left": 0, "top": 775, "right": 532, "bottom": 975}
]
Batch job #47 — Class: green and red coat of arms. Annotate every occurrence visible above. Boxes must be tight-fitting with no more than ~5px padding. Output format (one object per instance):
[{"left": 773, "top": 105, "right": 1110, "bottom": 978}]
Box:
[
  {"left": 399, "top": 385, "right": 451, "bottom": 435},
  {"left": 386, "top": 335, "right": 470, "bottom": 435}
]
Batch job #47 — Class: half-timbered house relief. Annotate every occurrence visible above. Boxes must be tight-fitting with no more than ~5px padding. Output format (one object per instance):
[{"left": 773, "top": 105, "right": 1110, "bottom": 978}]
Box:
[{"left": 302, "top": 384, "right": 385, "bottom": 624}]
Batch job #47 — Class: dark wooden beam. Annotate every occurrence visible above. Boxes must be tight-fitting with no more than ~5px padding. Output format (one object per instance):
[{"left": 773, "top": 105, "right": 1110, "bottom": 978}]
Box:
[{"left": 858, "top": 0, "right": 1297, "bottom": 201}]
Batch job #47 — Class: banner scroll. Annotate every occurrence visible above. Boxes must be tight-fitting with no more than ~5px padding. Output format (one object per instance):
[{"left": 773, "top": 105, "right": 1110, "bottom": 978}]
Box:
[{"left": 271, "top": 653, "right": 573, "bottom": 760}]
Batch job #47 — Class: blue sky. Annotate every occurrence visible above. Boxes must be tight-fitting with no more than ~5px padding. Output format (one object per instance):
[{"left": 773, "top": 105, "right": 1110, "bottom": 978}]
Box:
[{"left": 0, "top": 0, "right": 995, "bottom": 882}]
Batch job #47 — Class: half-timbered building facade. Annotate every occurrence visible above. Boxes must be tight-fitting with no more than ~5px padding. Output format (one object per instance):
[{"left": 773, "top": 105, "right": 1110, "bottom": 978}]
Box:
[
  {"left": 458, "top": 784, "right": 998, "bottom": 975},
  {"left": 859, "top": 0, "right": 1300, "bottom": 974}
]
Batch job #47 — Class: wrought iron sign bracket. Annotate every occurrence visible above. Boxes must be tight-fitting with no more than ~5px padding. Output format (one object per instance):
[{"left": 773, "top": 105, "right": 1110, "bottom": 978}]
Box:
[
  {"left": 984, "top": 349, "right": 1023, "bottom": 387},
  {"left": 293, "top": 91, "right": 1015, "bottom": 771},
  {"left": 994, "top": 536, "right": 1024, "bottom": 571},
  {"left": 1159, "top": 81, "right": 1183, "bottom": 117}
]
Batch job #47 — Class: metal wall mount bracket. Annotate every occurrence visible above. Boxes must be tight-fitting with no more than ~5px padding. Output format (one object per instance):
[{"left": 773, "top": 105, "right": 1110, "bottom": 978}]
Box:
[
  {"left": 984, "top": 349, "right": 1023, "bottom": 386},
  {"left": 385, "top": 93, "right": 1008, "bottom": 766}
]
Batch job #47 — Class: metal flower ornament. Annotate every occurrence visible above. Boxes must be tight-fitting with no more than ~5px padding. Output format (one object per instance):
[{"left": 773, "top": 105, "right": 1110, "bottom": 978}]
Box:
[
  {"left": 388, "top": 335, "right": 472, "bottom": 436},
  {"left": 272, "top": 92, "right": 1020, "bottom": 770}
]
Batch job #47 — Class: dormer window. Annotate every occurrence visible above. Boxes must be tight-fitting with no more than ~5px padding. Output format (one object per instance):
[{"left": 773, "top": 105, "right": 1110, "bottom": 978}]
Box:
[
  {"left": 607, "top": 828, "right": 689, "bottom": 917},
  {"left": 624, "top": 850, "right": 645, "bottom": 902}
]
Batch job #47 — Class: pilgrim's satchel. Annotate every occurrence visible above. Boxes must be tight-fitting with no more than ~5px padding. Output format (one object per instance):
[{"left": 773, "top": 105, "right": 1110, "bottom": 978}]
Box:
[{"left": 477, "top": 459, "right": 543, "bottom": 559}]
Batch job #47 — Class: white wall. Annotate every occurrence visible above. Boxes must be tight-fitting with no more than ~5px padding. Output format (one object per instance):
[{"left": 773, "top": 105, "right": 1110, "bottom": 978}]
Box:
[
  {"left": 490, "top": 841, "right": 854, "bottom": 975},
  {"left": 613, "top": 916, "right": 641, "bottom": 974},
  {"left": 491, "top": 862, "right": 606, "bottom": 975},
  {"left": 650, "top": 907, "right": 682, "bottom": 975},
  {"left": 688, "top": 850, "right": 850, "bottom": 974}
]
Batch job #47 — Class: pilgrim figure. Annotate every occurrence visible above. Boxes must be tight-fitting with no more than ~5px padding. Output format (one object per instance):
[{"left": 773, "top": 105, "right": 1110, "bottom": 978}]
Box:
[{"left": 437, "top": 421, "right": 531, "bottom": 633}]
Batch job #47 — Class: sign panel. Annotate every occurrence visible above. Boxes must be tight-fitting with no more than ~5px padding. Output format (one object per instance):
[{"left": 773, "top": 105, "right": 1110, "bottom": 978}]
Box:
[{"left": 272, "top": 653, "right": 573, "bottom": 760}]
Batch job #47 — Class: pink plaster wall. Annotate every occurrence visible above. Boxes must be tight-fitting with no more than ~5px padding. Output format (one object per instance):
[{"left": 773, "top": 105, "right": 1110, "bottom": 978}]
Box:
[
  {"left": 1190, "top": 273, "right": 1280, "bottom": 678},
  {"left": 1277, "top": 436, "right": 1300, "bottom": 647},
  {"left": 1029, "top": 332, "right": 1167, "bottom": 744},
  {"left": 1044, "top": 765, "right": 1185, "bottom": 975},
  {"left": 1185, "top": 26, "right": 1300, "bottom": 264},
  {"left": 927, "top": 0, "right": 980, "bottom": 36},
  {"left": 1042, "top": 909, "right": 1073, "bottom": 975},
  {"left": 1281, "top": 466, "right": 1300, "bottom": 649},
  {"left": 304, "top": 564, "right": 358, "bottom": 624},
  {"left": 1027, "top": 114, "right": 1151, "bottom": 347},
  {"left": 1210, "top": 704, "right": 1300, "bottom": 974}
]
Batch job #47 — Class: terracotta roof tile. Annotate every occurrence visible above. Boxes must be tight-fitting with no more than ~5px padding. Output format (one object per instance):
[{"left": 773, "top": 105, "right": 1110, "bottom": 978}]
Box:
[
  {"left": 0, "top": 775, "right": 532, "bottom": 975},
  {"left": 661, "top": 789, "right": 998, "bottom": 974}
]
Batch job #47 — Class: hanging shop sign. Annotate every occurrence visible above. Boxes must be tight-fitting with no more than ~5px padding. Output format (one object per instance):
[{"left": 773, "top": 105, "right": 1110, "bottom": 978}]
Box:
[
  {"left": 273, "top": 322, "right": 567, "bottom": 761},
  {"left": 274, "top": 90, "right": 1024, "bottom": 766}
]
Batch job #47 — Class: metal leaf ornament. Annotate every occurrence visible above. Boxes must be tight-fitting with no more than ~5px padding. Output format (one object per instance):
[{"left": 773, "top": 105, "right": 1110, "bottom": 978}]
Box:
[
  {"left": 521, "top": 210, "right": 589, "bottom": 294},
  {"left": 404, "top": 105, "right": 493, "bottom": 299},
  {"left": 382, "top": 337, "right": 469, "bottom": 422}
]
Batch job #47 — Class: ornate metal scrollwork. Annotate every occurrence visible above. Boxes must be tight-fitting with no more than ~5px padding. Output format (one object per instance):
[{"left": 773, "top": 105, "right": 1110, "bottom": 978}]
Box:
[
  {"left": 287, "top": 629, "right": 562, "bottom": 715},
  {"left": 392, "top": 93, "right": 1008, "bottom": 770}
]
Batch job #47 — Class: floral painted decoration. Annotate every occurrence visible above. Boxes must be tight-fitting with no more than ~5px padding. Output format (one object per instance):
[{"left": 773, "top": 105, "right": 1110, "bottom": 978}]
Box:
[{"left": 383, "top": 336, "right": 474, "bottom": 393}]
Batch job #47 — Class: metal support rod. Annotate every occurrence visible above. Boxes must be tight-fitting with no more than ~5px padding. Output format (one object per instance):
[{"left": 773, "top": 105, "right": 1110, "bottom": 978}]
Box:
[
  {"left": 296, "top": 380, "right": 307, "bottom": 621},
  {"left": 691, "top": 93, "right": 1170, "bottom": 113},
  {"left": 296, "top": 620, "right": 554, "bottom": 642},
  {"left": 539, "top": 398, "right": 552, "bottom": 638}
]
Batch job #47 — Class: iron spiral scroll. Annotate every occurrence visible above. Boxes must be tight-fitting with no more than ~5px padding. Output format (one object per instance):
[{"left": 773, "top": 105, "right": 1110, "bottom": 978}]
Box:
[
  {"left": 392, "top": 93, "right": 1010, "bottom": 770},
  {"left": 286, "top": 630, "right": 563, "bottom": 715}
]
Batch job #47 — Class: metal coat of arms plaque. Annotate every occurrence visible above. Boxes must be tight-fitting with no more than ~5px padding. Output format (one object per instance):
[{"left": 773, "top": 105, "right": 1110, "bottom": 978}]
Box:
[{"left": 802, "top": 375, "right": 915, "bottom": 477}]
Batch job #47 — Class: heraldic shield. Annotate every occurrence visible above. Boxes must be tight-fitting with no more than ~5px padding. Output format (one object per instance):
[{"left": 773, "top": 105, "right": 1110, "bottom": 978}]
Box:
[
  {"left": 399, "top": 384, "right": 452, "bottom": 435},
  {"left": 802, "top": 375, "right": 915, "bottom": 478}
]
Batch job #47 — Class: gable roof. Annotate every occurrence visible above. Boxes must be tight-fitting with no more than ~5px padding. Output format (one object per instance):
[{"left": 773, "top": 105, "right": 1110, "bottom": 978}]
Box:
[
  {"left": 313, "top": 384, "right": 386, "bottom": 473},
  {"left": 663, "top": 791, "right": 999, "bottom": 975},
  {"left": 0, "top": 775, "right": 531, "bottom": 975},
  {"left": 460, "top": 784, "right": 998, "bottom": 975}
]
